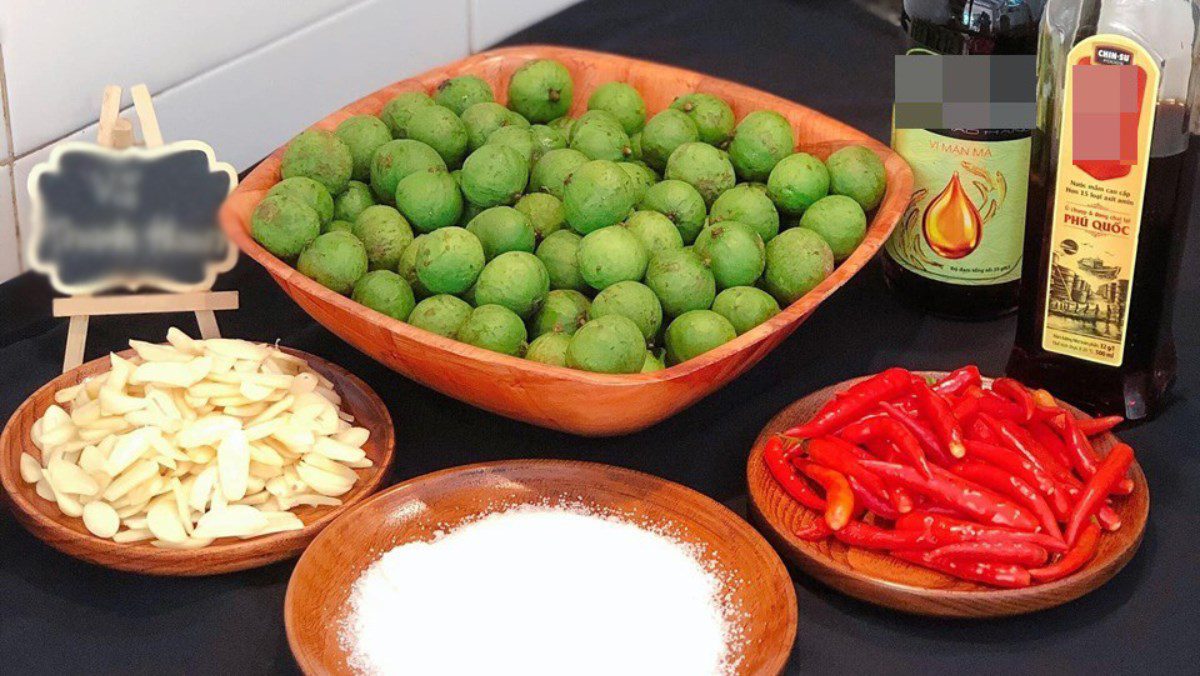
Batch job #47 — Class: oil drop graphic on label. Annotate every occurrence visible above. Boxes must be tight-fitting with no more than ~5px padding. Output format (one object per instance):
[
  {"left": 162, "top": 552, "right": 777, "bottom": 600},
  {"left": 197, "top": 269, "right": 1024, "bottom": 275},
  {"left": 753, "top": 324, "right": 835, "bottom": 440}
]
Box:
[{"left": 922, "top": 172, "right": 982, "bottom": 259}]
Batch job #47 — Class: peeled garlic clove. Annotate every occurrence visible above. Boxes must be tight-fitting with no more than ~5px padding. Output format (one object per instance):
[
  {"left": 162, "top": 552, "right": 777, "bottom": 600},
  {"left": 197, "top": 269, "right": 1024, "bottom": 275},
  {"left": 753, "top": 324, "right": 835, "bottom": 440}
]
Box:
[
  {"left": 55, "top": 490, "right": 84, "bottom": 517},
  {"left": 82, "top": 501, "right": 121, "bottom": 539},
  {"left": 53, "top": 383, "right": 84, "bottom": 405},
  {"left": 151, "top": 537, "right": 214, "bottom": 550},
  {"left": 146, "top": 496, "right": 187, "bottom": 543},
  {"left": 35, "top": 477, "right": 55, "bottom": 501},
  {"left": 104, "top": 428, "right": 152, "bottom": 476},
  {"left": 254, "top": 511, "right": 305, "bottom": 536},
  {"left": 113, "top": 528, "right": 153, "bottom": 543},
  {"left": 303, "top": 452, "right": 358, "bottom": 481},
  {"left": 166, "top": 327, "right": 203, "bottom": 355},
  {"left": 278, "top": 493, "right": 342, "bottom": 510},
  {"left": 19, "top": 453, "right": 42, "bottom": 483},
  {"left": 203, "top": 338, "right": 269, "bottom": 362},
  {"left": 193, "top": 505, "right": 268, "bottom": 539},
  {"left": 189, "top": 465, "right": 218, "bottom": 512},
  {"left": 334, "top": 426, "right": 370, "bottom": 449},
  {"left": 103, "top": 459, "right": 160, "bottom": 502},
  {"left": 131, "top": 361, "right": 204, "bottom": 388},
  {"left": 176, "top": 415, "right": 240, "bottom": 449},
  {"left": 312, "top": 437, "right": 366, "bottom": 464},
  {"left": 217, "top": 430, "right": 250, "bottom": 501},
  {"left": 105, "top": 352, "right": 136, "bottom": 391},
  {"left": 295, "top": 461, "right": 354, "bottom": 497},
  {"left": 46, "top": 456, "right": 100, "bottom": 496},
  {"left": 129, "top": 340, "right": 191, "bottom": 363}
]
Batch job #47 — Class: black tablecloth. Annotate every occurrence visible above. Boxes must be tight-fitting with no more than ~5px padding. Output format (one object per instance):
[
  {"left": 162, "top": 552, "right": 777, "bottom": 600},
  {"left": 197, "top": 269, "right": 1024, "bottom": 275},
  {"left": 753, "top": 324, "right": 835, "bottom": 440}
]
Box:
[{"left": 3, "top": 1, "right": 1197, "bottom": 673}]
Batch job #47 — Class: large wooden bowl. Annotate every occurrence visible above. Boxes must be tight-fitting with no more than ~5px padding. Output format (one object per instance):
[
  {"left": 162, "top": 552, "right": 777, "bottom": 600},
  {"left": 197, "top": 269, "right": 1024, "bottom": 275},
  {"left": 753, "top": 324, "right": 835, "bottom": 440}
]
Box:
[
  {"left": 219, "top": 45, "right": 913, "bottom": 436},
  {"left": 0, "top": 347, "right": 396, "bottom": 576},
  {"left": 285, "top": 459, "right": 797, "bottom": 675},
  {"left": 746, "top": 373, "right": 1149, "bottom": 618}
]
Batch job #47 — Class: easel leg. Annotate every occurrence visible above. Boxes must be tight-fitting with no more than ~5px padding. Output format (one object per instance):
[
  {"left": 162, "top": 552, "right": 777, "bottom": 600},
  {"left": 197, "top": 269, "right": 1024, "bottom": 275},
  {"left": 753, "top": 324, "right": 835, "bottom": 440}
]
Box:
[
  {"left": 63, "top": 315, "right": 90, "bottom": 372},
  {"left": 194, "top": 309, "right": 221, "bottom": 339}
]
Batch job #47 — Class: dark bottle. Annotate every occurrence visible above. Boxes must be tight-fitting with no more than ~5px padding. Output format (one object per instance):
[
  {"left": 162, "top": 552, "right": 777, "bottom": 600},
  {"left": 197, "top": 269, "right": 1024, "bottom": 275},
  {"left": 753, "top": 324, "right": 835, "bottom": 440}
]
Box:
[
  {"left": 1007, "top": 0, "right": 1200, "bottom": 420},
  {"left": 885, "top": 0, "right": 1046, "bottom": 319}
]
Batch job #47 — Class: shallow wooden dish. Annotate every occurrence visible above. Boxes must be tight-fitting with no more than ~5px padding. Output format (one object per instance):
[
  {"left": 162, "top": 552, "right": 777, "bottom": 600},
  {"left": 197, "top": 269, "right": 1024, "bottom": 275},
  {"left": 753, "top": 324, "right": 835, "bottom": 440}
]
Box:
[
  {"left": 746, "top": 373, "right": 1149, "bottom": 618},
  {"left": 219, "top": 44, "right": 914, "bottom": 437},
  {"left": 0, "top": 347, "right": 395, "bottom": 576},
  {"left": 285, "top": 459, "right": 797, "bottom": 675}
]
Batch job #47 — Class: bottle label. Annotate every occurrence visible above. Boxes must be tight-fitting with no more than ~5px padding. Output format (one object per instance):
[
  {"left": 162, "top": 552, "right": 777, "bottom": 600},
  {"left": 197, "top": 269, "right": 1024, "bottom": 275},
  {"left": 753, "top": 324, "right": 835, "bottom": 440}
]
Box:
[
  {"left": 1039, "top": 35, "right": 1160, "bottom": 368},
  {"left": 886, "top": 128, "right": 1030, "bottom": 286}
]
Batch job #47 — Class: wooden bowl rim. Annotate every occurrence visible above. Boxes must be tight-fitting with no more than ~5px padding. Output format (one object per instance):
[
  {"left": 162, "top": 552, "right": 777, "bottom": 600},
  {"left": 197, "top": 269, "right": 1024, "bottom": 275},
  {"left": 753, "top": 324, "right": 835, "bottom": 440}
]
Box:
[
  {"left": 285, "top": 457, "right": 798, "bottom": 674},
  {"left": 746, "top": 371, "right": 1149, "bottom": 614},
  {"left": 218, "top": 44, "right": 913, "bottom": 389},
  {"left": 0, "top": 346, "right": 397, "bottom": 575}
]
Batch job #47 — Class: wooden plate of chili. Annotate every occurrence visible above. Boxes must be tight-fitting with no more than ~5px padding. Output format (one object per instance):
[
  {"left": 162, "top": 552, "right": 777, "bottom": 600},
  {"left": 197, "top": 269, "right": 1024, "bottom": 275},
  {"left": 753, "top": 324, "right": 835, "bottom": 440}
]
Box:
[{"left": 746, "top": 370, "right": 1149, "bottom": 618}]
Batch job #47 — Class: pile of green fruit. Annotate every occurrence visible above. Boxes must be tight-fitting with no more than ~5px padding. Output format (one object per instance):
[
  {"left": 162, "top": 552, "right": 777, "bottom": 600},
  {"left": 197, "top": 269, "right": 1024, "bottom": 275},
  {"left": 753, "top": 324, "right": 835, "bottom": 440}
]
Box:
[{"left": 250, "top": 58, "right": 886, "bottom": 374}]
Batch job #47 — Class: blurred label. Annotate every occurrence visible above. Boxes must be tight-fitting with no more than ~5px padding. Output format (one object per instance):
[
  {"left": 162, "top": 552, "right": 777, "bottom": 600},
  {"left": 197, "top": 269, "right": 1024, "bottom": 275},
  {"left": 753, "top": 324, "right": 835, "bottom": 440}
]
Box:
[
  {"left": 27, "top": 141, "right": 237, "bottom": 295},
  {"left": 894, "top": 55, "right": 1035, "bottom": 129}
]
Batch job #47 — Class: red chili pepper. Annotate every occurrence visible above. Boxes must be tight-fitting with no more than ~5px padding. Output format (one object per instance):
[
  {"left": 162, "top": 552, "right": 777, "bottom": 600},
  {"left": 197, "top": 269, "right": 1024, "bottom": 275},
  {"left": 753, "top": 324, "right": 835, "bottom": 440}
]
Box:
[
  {"left": 967, "top": 417, "right": 997, "bottom": 444},
  {"left": 889, "top": 484, "right": 915, "bottom": 514},
  {"left": 976, "top": 390, "right": 1028, "bottom": 421},
  {"left": 950, "top": 460, "right": 1065, "bottom": 543},
  {"left": 1030, "top": 521, "right": 1102, "bottom": 581},
  {"left": 1029, "top": 420, "right": 1076, "bottom": 472},
  {"left": 992, "top": 378, "right": 1036, "bottom": 423},
  {"left": 951, "top": 391, "right": 982, "bottom": 423},
  {"left": 1065, "top": 443, "right": 1134, "bottom": 544},
  {"left": 878, "top": 401, "right": 951, "bottom": 467},
  {"left": 838, "top": 416, "right": 931, "bottom": 478},
  {"left": 881, "top": 393, "right": 922, "bottom": 419},
  {"left": 925, "top": 540, "right": 1049, "bottom": 567},
  {"left": 831, "top": 519, "right": 938, "bottom": 550},
  {"left": 911, "top": 377, "right": 966, "bottom": 458},
  {"left": 894, "top": 512, "right": 1067, "bottom": 552},
  {"left": 1049, "top": 415, "right": 1135, "bottom": 496},
  {"left": 860, "top": 459, "right": 1039, "bottom": 531},
  {"left": 979, "top": 413, "right": 1075, "bottom": 484},
  {"left": 794, "top": 517, "right": 834, "bottom": 541},
  {"left": 783, "top": 368, "right": 912, "bottom": 439},
  {"left": 1060, "top": 484, "right": 1123, "bottom": 531},
  {"left": 802, "top": 436, "right": 892, "bottom": 500},
  {"left": 847, "top": 475, "right": 900, "bottom": 520},
  {"left": 795, "top": 461, "right": 855, "bottom": 531},
  {"left": 963, "top": 439, "right": 1070, "bottom": 517},
  {"left": 762, "top": 436, "right": 826, "bottom": 511},
  {"left": 891, "top": 550, "right": 1032, "bottom": 588},
  {"left": 1076, "top": 415, "right": 1123, "bottom": 437},
  {"left": 931, "top": 366, "right": 982, "bottom": 397}
]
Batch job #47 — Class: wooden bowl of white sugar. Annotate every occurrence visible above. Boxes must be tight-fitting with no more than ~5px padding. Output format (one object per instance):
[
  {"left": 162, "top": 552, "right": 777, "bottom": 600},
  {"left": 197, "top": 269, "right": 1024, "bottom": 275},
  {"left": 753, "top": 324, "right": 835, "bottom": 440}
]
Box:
[{"left": 285, "top": 459, "right": 797, "bottom": 675}]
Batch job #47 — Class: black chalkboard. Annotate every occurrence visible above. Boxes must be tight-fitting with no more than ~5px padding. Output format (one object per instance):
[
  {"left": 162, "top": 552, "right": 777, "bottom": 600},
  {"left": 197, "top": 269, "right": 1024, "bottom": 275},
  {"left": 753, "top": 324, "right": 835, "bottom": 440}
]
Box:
[{"left": 28, "top": 141, "right": 237, "bottom": 294}]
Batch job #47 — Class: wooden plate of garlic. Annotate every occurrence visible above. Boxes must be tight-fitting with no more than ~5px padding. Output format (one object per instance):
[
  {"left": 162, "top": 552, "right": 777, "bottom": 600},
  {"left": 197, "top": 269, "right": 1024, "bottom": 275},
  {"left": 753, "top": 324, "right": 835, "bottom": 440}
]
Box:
[{"left": 0, "top": 328, "right": 395, "bottom": 575}]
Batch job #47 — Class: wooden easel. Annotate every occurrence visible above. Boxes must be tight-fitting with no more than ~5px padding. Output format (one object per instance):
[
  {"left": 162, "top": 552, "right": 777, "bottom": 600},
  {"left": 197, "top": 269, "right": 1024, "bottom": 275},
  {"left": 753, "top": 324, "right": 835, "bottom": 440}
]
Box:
[{"left": 55, "top": 84, "right": 238, "bottom": 371}]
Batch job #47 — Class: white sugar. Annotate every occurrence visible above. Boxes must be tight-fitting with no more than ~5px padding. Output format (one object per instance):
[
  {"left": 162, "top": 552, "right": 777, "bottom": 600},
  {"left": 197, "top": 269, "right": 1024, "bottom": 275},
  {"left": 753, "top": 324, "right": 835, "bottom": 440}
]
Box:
[{"left": 341, "top": 505, "right": 740, "bottom": 675}]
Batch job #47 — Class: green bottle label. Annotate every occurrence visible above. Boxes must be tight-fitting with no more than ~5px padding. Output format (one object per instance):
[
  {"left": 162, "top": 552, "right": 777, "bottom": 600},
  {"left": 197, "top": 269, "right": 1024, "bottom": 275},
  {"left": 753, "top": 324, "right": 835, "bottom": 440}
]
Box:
[{"left": 886, "top": 128, "right": 1030, "bottom": 286}]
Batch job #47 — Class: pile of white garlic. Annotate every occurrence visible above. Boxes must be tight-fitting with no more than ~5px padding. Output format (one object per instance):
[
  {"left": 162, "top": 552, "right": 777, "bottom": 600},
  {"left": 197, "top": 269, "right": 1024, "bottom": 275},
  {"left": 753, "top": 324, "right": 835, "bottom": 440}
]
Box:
[{"left": 19, "top": 328, "right": 372, "bottom": 549}]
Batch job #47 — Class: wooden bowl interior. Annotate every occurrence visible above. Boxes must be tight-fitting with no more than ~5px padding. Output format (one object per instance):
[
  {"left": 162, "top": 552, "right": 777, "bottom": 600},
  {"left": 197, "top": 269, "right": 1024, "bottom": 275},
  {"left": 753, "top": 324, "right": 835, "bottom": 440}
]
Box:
[
  {"left": 746, "top": 373, "right": 1149, "bottom": 618},
  {"left": 0, "top": 347, "right": 396, "bottom": 576},
  {"left": 286, "top": 460, "right": 797, "bottom": 675},
  {"left": 218, "top": 45, "right": 914, "bottom": 436}
]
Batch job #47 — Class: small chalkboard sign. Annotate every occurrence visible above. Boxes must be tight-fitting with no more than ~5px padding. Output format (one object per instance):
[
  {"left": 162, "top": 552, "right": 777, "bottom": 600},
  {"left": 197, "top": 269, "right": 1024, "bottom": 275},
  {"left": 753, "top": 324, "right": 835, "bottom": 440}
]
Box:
[{"left": 25, "top": 84, "right": 241, "bottom": 371}]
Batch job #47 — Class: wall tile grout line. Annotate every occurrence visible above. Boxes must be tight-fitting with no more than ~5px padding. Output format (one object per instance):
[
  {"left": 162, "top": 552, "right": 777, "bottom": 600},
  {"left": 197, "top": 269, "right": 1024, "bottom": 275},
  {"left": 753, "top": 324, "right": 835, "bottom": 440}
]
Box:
[{"left": 0, "top": 43, "right": 22, "bottom": 270}]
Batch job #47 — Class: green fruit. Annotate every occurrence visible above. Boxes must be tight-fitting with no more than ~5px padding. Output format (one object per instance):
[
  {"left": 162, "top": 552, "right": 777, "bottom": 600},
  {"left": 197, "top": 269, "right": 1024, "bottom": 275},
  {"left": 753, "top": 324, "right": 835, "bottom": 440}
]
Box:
[
  {"left": 644, "top": 248, "right": 716, "bottom": 317},
  {"left": 711, "top": 286, "right": 780, "bottom": 335},
  {"left": 530, "top": 289, "right": 591, "bottom": 337},
  {"left": 334, "top": 180, "right": 376, "bottom": 223},
  {"left": 665, "top": 142, "right": 736, "bottom": 206},
  {"left": 639, "top": 180, "right": 707, "bottom": 244},
  {"left": 693, "top": 221, "right": 765, "bottom": 289},
  {"left": 799, "top": 195, "right": 867, "bottom": 261},
  {"left": 762, "top": 227, "right": 834, "bottom": 305},
  {"left": 414, "top": 226, "right": 486, "bottom": 294},
  {"left": 536, "top": 230, "right": 588, "bottom": 292},
  {"left": 457, "top": 304, "right": 527, "bottom": 356},
  {"left": 578, "top": 225, "right": 648, "bottom": 290},
  {"left": 460, "top": 144, "right": 528, "bottom": 207},
  {"left": 530, "top": 148, "right": 589, "bottom": 198},
  {"left": 590, "top": 280, "right": 662, "bottom": 342},
  {"left": 547, "top": 115, "right": 576, "bottom": 137},
  {"left": 408, "top": 294, "right": 473, "bottom": 337},
  {"left": 641, "top": 350, "right": 665, "bottom": 372},
  {"left": 325, "top": 219, "right": 354, "bottom": 234},
  {"left": 335, "top": 115, "right": 393, "bottom": 181},
  {"left": 629, "top": 132, "right": 643, "bottom": 160},
  {"left": 566, "top": 315, "right": 645, "bottom": 374},
  {"left": 587, "top": 82, "right": 646, "bottom": 135},
  {"left": 529, "top": 124, "right": 567, "bottom": 164},
  {"left": 397, "top": 235, "right": 431, "bottom": 298},
  {"left": 281, "top": 130, "right": 353, "bottom": 195},
  {"left": 526, "top": 333, "right": 572, "bottom": 366},
  {"left": 618, "top": 162, "right": 658, "bottom": 203},
  {"left": 767, "top": 152, "right": 829, "bottom": 215},
  {"left": 623, "top": 210, "right": 683, "bottom": 257},
  {"left": 395, "top": 168, "right": 464, "bottom": 233},
  {"left": 570, "top": 113, "right": 632, "bottom": 161},
  {"left": 268, "top": 177, "right": 333, "bottom": 226},
  {"left": 457, "top": 200, "right": 485, "bottom": 228},
  {"left": 353, "top": 205, "right": 414, "bottom": 271},
  {"left": 641, "top": 109, "right": 700, "bottom": 171},
  {"left": 515, "top": 193, "right": 566, "bottom": 239},
  {"left": 562, "top": 160, "right": 636, "bottom": 234},
  {"left": 352, "top": 270, "right": 416, "bottom": 320},
  {"left": 380, "top": 91, "right": 436, "bottom": 138},
  {"left": 507, "top": 59, "right": 573, "bottom": 123},
  {"left": 370, "top": 139, "right": 447, "bottom": 204},
  {"left": 728, "top": 110, "right": 794, "bottom": 182},
  {"left": 467, "top": 206, "right": 536, "bottom": 260},
  {"left": 406, "top": 105, "right": 470, "bottom": 168},
  {"left": 709, "top": 184, "right": 780, "bottom": 242},
  {"left": 671, "top": 93, "right": 735, "bottom": 146},
  {"left": 462, "top": 101, "right": 529, "bottom": 151},
  {"left": 473, "top": 251, "right": 549, "bottom": 319},
  {"left": 250, "top": 194, "right": 320, "bottom": 260},
  {"left": 485, "top": 125, "right": 535, "bottom": 164},
  {"left": 433, "top": 75, "right": 494, "bottom": 115},
  {"left": 296, "top": 231, "right": 368, "bottom": 295},
  {"left": 664, "top": 310, "right": 736, "bottom": 364},
  {"left": 826, "top": 145, "right": 887, "bottom": 211}
]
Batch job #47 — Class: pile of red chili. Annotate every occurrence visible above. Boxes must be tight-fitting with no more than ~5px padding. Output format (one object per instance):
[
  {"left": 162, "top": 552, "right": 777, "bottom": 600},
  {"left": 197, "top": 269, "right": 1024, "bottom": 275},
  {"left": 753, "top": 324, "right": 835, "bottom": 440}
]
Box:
[{"left": 763, "top": 366, "right": 1134, "bottom": 588}]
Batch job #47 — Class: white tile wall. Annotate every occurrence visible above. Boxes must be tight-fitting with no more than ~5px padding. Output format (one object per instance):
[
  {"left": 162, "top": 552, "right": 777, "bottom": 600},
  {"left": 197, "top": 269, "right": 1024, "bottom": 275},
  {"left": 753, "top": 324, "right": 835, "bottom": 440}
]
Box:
[
  {"left": 470, "top": 0, "right": 580, "bottom": 51},
  {"left": 0, "top": 165, "right": 18, "bottom": 280}
]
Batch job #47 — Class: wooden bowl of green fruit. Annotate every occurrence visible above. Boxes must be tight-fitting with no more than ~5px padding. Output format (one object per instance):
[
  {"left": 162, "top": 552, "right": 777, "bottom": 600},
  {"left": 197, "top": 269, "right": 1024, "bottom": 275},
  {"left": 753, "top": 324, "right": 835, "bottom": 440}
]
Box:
[{"left": 219, "top": 45, "right": 913, "bottom": 436}]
